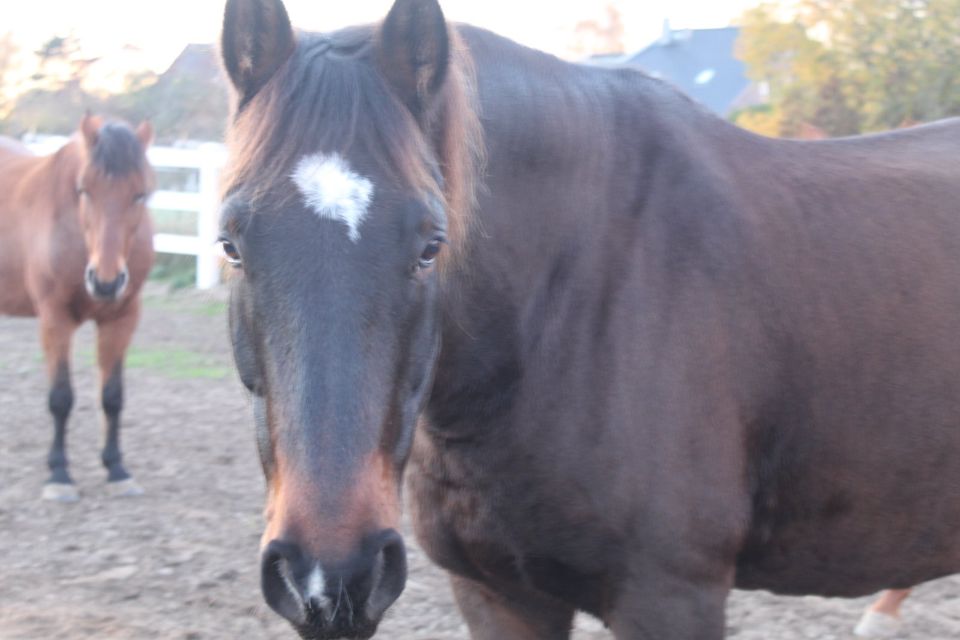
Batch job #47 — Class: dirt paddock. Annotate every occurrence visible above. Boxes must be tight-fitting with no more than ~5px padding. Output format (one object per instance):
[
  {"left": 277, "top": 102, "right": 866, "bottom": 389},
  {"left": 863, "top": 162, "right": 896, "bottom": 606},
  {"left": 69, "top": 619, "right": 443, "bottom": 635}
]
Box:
[{"left": 1, "top": 286, "right": 958, "bottom": 639}]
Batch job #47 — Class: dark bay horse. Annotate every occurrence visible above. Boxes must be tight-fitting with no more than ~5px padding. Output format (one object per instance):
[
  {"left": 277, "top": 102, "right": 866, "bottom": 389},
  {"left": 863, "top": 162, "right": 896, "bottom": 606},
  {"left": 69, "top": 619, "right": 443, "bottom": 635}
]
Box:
[
  {"left": 0, "top": 115, "right": 155, "bottom": 501},
  {"left": 218, "top": 1, "right": 960, "bottom": 637}
]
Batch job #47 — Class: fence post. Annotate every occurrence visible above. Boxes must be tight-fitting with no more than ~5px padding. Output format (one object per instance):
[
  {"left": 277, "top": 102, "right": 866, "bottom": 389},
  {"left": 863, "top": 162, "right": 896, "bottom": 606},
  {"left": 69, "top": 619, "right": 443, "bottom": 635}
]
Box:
[{"left": 195, "top": 146, "right": 223, "bottom": 290}]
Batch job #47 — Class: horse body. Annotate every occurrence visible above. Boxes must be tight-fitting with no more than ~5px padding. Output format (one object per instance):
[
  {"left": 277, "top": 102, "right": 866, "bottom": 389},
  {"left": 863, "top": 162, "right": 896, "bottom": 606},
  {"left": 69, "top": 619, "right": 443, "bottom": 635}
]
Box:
[
  {"left": 0, "top": 119, "right": 155, "bottom": 500},
  {"left": 218, "top": 2, "right": 960, "bottom": 637},
  {"left": 0, "top": 142, "right": 56, "bottom": 317},
  {"left": 415, "top": 41, "right": 960, "bottom": 637},
  {"left": 726, "top": 125, "right": 960, "bottom": 597},
  {"left": 416, "top": 26, "right": 960, "bottom": 617}
]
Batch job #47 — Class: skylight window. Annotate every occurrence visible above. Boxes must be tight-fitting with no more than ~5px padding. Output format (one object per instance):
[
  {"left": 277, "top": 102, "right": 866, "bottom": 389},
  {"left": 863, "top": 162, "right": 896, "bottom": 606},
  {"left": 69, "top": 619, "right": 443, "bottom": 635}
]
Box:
[{"left": 695, "top": 68, "right": 716, "bottom": 85}]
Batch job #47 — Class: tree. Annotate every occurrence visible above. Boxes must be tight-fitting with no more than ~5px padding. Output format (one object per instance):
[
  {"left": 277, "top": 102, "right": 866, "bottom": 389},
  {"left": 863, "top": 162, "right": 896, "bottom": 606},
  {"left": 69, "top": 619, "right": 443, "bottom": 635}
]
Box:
[
  {"left": 32, "top": 35, "right": 97, "bottom": 90},
  {"left": 104, "top": 45, "right": 229, "bottom": 144},
  {"left": 572, "top": 5, "right": 626, "bottom": 57},
  {"left": 2, "top": 84, "right": 99, "bottom": 135},
  {"left": 1, "top": 34, "right": 103, "bottom": 136},
  {"left": 736, "top": 0, "right": 960, "bottom": 137},
  {"left": 2, "top": 39, "right": 228, "bottom": 142},
  {"left": 106, "top": 73, "right": 228, "bottom": 144}
]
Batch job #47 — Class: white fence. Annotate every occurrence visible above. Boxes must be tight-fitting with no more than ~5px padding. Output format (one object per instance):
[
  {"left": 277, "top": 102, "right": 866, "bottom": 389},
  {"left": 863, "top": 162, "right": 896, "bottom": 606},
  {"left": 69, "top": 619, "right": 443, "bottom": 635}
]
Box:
[{"left": 24, "top": 135, "right": 226, "bottom": 289}]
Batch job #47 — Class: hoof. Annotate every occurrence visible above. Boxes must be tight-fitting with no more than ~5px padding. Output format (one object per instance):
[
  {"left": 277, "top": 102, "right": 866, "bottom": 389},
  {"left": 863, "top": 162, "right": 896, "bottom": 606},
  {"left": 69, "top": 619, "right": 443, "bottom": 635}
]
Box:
[
  {"left": 42, "top": 483, "right": 80, "bottom": 503},
  {"left": 854, "top": 610, "right": 902, "bottom": 638},
  {"left": 107, "top": 478, "right": 144, "bottom": 498}
]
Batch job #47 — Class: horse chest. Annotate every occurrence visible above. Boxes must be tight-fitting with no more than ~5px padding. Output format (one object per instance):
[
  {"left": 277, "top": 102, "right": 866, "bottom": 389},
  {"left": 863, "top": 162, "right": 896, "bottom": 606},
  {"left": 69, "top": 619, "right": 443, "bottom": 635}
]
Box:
[{"left": 409, "top": 435, "right": 616, "bottom": 614}]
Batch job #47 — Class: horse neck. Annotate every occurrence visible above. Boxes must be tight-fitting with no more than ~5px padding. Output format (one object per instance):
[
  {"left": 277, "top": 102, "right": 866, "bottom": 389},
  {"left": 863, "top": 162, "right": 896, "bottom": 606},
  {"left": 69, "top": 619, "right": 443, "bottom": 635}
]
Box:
[
  {"left": 31, "top": 138, "right": 83, "bottom": 219},
  {"left": 429, "top": 30, "right": 739, "bottom": 431},
  {"left": 452, "top": 27, "right": 729, "bottom": 290}
]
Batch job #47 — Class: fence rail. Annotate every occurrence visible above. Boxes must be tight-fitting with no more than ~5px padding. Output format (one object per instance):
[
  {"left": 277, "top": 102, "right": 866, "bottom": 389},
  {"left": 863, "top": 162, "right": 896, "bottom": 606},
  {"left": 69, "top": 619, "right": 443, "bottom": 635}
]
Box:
[{"left": 24, "top": 135, "right": 227, "bottom": 289}]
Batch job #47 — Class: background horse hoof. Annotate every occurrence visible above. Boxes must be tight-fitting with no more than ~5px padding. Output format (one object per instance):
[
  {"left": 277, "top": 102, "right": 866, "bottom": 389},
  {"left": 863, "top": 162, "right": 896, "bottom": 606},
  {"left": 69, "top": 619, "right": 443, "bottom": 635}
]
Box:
[
  {"left": 107, "top": 478, "right": 144, "bottom": 498},
  {"left": 42, "top": 483, "right": 80, "bottom": 502},
  {"left": 854, "top": 610, "right": 903, "bottom": 638}
]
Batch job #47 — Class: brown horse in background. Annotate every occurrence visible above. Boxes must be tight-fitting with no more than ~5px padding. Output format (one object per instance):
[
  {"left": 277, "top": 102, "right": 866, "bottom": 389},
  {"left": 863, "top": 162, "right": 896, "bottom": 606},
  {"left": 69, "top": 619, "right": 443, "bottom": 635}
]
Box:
[
  {"left": 855, "top": 589, "right": 914, "bottom": 637},
  {"left": 0, "top": 115, "right": 155, "bottom": 501}
]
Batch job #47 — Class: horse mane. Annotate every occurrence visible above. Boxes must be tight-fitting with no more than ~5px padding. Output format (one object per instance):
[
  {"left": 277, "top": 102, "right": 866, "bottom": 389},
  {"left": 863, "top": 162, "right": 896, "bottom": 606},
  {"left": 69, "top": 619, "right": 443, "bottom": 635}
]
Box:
[
  {"left": 222, "top": 24, "right": 484, "bottom": 263},
  {"left": 90, "top": 123, "right": 147, "bottom": 177},
  {"left": 428, "top": 28, "right": 484, "bottom": 263}
]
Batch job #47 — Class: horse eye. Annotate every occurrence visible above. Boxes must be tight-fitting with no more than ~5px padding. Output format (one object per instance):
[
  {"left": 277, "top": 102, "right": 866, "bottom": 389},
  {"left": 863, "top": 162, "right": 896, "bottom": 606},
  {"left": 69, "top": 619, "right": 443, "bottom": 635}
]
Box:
[
  {"left": 133, "top": 193, "right": 148, "bottom": 205},
  {"left": 418, "top": 240, "right": 443, "bottom": 269},
  {"left": 221, "top": 240, "right": 242, "bottom": 267}
]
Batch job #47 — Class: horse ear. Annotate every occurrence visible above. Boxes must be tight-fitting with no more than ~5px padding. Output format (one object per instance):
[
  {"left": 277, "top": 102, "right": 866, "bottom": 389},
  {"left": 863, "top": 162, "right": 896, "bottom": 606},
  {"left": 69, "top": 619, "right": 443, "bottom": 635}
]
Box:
[
  {"left": 376, "top": 0, "right": 450, "bottom": 122},
  {"left": 221, "top": 0, "right": 296, "bottom": 107},
  {"left": 81, "top": 113, "right": 103, "bottom": 148},
  {"left": 136, "top": 121, "right": 154, "bottom": 148}
]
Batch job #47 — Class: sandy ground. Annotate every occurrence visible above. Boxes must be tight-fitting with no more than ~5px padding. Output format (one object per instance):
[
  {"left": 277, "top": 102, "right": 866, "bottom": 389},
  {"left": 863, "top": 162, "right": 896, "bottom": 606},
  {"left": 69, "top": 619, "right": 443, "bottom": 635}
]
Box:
[{"left": 1, "top": 286, "right": 958, "bottom": 640}]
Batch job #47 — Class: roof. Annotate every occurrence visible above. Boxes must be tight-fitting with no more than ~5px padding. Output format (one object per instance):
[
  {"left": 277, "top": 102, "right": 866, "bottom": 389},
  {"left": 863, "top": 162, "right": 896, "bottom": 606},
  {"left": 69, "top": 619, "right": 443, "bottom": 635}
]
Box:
[
  {"left": 594, "top": 26, "right": 754, "bottom": 117},
  {"left": 161, "top": 44, "right": 224, "bottom": 86}
]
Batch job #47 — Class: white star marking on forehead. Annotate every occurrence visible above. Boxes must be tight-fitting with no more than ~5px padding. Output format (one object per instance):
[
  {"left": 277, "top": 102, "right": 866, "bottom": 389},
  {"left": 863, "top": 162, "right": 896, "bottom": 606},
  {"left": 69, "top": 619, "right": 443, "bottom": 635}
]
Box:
[{"left": 292, "top": 153, "right": 375, "bottom": 243}]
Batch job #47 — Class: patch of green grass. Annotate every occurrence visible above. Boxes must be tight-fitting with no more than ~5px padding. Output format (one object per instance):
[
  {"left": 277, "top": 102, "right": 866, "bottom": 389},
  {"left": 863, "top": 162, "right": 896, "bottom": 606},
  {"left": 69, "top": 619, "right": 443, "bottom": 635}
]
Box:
[
  {"left": 190, "top": 300, "right": 228, "bottom": 318},
  {"left": 142, "top": 293, "right": 227, "bottom": 319},
  {"left": 125, "top": 347, "right": 229, "bottom": 380},
  {"left": 33, "top": 344, "right": 228, "bottom": 381},
  {"left": 149, "top": 254, "right": 197, "bottom": 290}
]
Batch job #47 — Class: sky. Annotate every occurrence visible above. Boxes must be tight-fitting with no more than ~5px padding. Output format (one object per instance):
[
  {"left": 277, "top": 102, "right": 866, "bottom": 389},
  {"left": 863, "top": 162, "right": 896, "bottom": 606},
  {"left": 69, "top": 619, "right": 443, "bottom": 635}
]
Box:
[{"left": 1, "top": 0, "right": 761, "bottom": 91}]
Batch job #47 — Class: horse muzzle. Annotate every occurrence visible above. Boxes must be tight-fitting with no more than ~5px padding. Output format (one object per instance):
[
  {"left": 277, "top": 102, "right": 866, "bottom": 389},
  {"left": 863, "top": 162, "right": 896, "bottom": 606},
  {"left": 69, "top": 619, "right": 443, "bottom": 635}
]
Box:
[
  {"left": 85, "top": 264, "right": 129, "bottom": 302},
  {"left": 261, "top": 529, "right": 407, "bottom": 640}
]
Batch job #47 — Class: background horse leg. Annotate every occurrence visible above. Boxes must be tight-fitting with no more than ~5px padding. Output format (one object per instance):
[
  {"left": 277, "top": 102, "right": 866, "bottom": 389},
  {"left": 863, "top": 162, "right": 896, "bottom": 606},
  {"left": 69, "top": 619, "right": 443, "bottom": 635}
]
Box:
[
  {"left": 96, "top": 299, "right": 143, "bottom": 497},
  {"left": 854, "top": 588, "right": 913, "bottom": 638},
  {"left": 450, "top": 575, "right": 574, "bottom": 640},
  {"left": 39, "top": 309, "right": 79, "bottom": 502}
]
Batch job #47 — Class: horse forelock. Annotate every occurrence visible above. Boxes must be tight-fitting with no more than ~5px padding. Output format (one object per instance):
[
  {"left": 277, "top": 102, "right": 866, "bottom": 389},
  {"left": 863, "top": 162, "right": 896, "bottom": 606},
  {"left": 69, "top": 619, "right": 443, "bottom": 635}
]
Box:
[
  {"left": 222, "top": 25, "right": 483, "bottom": 265},
  {"left": 89, "top": 123, "right": 147, "bottom": 178}
]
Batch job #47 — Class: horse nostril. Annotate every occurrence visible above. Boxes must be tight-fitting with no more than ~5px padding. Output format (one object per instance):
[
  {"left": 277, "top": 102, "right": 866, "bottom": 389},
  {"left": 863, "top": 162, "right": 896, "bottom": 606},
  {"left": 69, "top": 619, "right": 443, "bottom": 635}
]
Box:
[
  {"left": 261, "top": 540, "right": 309, "bottom": 626},
  {"left": 366, "top": 529, "right": 407, "bottom": 621}
]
